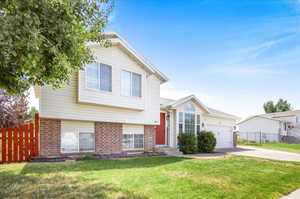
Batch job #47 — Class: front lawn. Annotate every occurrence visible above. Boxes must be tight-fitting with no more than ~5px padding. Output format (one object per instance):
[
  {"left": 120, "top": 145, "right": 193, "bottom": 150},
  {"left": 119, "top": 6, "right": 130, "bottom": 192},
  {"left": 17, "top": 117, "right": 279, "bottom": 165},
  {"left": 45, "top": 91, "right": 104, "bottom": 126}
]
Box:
[
  {"left": 1, "top": 156, "right": 300, "bottom": 199},
  {"left": 240, "top": 142, "right": 300, "bottom": 154}
]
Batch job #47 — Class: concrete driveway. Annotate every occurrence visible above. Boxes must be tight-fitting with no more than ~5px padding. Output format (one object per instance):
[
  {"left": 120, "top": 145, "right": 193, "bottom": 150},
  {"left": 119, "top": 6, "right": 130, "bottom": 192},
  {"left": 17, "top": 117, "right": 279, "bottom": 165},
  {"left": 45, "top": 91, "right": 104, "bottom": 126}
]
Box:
[{"left": 218, "top": 146, "right": 300, "bottom": 162}]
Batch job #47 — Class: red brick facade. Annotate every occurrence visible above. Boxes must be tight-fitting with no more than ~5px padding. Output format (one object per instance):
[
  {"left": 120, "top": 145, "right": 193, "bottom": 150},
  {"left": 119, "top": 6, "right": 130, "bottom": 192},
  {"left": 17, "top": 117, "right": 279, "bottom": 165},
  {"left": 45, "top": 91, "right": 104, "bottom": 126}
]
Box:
[
  {"left": 40, "top": 118, "right": 61, "bottom": 157},
  {"left": 95, "top": 122, "right": 123, "bottom": 154},
  {"left": 144, "top": 125, "right": 156, "bottom": 152},
  {"left": 40, "top": 119, "right": 157, "bottom": 157}
]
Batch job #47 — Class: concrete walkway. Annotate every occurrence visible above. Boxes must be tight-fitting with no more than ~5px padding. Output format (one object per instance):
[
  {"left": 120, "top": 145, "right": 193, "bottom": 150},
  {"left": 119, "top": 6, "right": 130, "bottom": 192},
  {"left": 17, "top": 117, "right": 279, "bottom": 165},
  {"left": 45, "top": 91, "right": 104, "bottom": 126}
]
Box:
[
  {"left": 280, "top": 188, "right": 300, "bottom": 199},
  {"left": 219, "top": 146, "right": 300, "bottom": 162}
]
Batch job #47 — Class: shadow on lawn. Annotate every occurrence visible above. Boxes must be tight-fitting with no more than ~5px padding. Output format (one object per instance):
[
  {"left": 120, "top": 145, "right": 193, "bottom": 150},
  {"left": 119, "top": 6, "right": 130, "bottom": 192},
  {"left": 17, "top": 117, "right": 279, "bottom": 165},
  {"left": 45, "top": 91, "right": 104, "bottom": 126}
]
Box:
[
  {"left": 20, "top": 156, "right": 185, "bottom": 175},
  {"left": 0, "top": 169, "right": 148, "bottom": 199}
]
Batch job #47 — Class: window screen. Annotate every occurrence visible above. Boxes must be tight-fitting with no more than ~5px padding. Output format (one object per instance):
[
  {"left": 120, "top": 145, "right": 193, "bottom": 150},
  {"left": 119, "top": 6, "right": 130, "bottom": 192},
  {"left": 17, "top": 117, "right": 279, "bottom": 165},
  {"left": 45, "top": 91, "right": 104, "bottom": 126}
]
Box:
[
  {"left": 61, "top": 132, "right": 79, "bottom": 153},
  {"left": 86, "top": 62, "right": 99, "bottom": 89},
  {"left": 132, "top": 73, "right": 141, "bottom": 97},
  {"left": 79, "top": 132, "right": 95, "bottom": 152},
  {"left": 121, "top": 71, "right": 131, "bottom": 96},
  {"left": 122, "top": 133, "right": 144, "bottom": 150},
  {"left": 100, "top": 64, "right": 112, "bottom": 92}
]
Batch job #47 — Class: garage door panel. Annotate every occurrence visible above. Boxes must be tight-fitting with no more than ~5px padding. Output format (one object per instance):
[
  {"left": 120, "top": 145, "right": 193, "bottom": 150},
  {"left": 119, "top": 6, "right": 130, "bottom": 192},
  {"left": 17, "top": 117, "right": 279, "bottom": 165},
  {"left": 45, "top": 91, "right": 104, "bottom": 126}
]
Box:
[{"left": 206, "top": 125, "right": 233, "bottom": 149}]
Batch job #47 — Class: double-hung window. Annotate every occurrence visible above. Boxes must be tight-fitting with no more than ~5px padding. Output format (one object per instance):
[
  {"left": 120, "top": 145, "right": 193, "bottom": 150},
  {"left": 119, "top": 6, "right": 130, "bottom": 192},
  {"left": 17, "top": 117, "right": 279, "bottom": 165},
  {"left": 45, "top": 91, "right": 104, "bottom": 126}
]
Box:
[
  {"left": 121, "top": 70, "right": 142, "bottom": 97},
  {"left": 61, "top": 131, "right": 95, "bottom": 153},
  {"left": 86, "top": 62, "right": 112, "bottom": 92},
  {"left": 123, "top": 133, "right": 144, "bottom": 150}
]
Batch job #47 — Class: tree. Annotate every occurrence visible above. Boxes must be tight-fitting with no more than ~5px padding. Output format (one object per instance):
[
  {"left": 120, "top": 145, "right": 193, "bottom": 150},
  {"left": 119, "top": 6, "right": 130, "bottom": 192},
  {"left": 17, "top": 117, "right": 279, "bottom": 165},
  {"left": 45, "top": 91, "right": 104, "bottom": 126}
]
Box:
[
  {"left": 26, "top": 106, "right": 38, "bottom": 120},
  {"left": 275, "top": 99, "right": 292, "bottom": 112},
  {"left": 263, "top": 101, "right": 276, "bottom": 113},
  {"left": 0, "top": 0, "right": 113, "bottom": 95},
  {"left": 263, "top": 99, "right": 292, "bottom": 113},
  {"left": 0, "top": 89, "right": 29, "bottom": 128}
]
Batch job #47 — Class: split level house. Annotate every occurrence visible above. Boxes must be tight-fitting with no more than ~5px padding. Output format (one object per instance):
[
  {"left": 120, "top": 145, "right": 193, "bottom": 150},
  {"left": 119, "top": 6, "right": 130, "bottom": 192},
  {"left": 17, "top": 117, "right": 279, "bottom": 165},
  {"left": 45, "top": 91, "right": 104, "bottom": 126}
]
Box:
[
  {"left": 238, "top": 110, "right": 300, "bottom": 143},
  {"left": 34, "top": 31, "right": 239, "bottom": 157}
]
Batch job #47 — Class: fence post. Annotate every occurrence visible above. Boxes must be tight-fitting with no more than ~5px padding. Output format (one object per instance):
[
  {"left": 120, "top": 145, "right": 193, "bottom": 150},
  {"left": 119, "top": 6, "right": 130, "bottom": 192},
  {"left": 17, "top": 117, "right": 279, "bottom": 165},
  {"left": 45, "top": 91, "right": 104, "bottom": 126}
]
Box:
[
  {"left": 29, "top": 123, "right": 34, "bottom": 157},
  {"left": 34, "top": 113, "right": 40, "bottom": 156},
  {"left": 260, "top": 131, "right": 262, "bottom": 144},
  {"left": 19, "top": 126, "right": 24, "bottom": 161},
  {"left": 13, "top": 127, "right": 18, "bottom": 162},
  {"left": 7, "top": 128, "right": 12, "bottom": 162},
  {"left": 1, "top": 128, "right": 6, "bottom": 162},
  {"left": 247, "top": 132, "right": 249, "bottom": 144},
  {"left": 24, "top": 124, "right": 29, "bottom": 160}
]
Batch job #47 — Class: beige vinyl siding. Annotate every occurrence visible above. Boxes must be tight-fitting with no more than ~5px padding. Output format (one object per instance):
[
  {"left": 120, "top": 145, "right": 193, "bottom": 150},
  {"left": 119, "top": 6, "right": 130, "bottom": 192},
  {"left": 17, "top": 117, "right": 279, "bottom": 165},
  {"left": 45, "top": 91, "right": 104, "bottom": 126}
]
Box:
[
  {"left": 78, "top": 46, "right": 147, "bottom": 111},
  {"left": 61, "top": 121, "right": 95, "bottom": 133},
  {"left": 40, "top": 45, "right": 161, "bottom": 125},
  {"left": 204, "top": 116, "right": 236, "bottom": 129},
  {"left": 175, "top": 101, "right": 206, "bottom": 114},
  {"left": 123, "top": 124, "right": 144, "bottom": 134}
]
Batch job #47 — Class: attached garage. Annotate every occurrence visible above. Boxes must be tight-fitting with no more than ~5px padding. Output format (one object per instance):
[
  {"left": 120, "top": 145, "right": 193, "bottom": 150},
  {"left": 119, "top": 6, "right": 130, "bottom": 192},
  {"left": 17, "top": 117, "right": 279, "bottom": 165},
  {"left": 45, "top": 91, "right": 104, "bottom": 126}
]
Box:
[
  {"left": 206, "top": 125, "right": 234, "bottom": 148},
  {"left": 159, "top": 95, "right": 239, "bottom": 150},
  {"left": 204, "top": 114, "right": 236, "bottom": 149}
]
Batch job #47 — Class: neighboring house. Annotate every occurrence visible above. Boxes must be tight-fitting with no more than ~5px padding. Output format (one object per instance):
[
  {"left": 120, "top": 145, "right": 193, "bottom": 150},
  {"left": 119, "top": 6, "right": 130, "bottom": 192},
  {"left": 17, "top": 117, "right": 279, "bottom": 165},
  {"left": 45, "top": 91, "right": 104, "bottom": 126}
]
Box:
[
  {"left": 238, "top": 110, "right": 300, "bottom": 143},
  {"left": 34, "top": 31, "right": 168, "bottom": 157},
  {"left": 158, "top": 95, "right": 240, "bottom": 149},
  {"left": 34, "top": 31, "right": 239, "bottom": 157}
]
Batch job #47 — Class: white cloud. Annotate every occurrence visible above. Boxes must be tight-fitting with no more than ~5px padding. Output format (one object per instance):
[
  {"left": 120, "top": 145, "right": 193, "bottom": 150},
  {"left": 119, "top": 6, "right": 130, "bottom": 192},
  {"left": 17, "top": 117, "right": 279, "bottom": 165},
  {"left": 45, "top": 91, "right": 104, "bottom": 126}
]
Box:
[{"left": 237, "top": 35, "right": 295, "bottom": 60}]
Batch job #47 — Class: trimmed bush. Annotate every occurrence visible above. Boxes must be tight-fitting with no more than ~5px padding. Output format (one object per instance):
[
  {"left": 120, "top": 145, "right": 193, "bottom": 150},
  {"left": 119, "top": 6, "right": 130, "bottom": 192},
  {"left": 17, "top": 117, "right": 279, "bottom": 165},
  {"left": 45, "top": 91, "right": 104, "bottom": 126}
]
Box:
[
  {"left": 197, "top": 131, "right": 216, "bottom": 153},
  {"left": 177, "top": 132, "right": 197, "bottom": 154}
]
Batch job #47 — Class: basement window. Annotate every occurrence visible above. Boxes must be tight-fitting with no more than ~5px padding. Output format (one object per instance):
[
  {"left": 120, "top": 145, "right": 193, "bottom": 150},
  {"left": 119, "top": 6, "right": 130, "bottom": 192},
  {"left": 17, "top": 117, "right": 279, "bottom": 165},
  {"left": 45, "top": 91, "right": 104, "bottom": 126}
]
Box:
[{"left": 122, "top": 133, "right": 144, "bottom": 150}]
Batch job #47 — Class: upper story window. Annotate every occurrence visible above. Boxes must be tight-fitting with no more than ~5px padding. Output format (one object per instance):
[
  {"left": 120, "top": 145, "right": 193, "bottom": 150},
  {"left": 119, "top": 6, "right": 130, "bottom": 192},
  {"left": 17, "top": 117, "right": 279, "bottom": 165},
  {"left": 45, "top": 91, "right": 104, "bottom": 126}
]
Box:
[
  {"left": 86, "top": 62, "right": 112, "bottom": 92},
  {"left": 121, "top": 70, "right": 142, "bottom": 97},
  {"left": 184, "top": 103, "right": 196, "bottom": 112}
]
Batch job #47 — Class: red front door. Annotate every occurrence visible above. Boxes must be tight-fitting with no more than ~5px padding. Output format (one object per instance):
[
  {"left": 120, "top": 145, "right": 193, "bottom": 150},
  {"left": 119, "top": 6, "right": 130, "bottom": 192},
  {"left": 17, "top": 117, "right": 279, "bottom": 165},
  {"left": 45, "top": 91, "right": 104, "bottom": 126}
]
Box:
[{"left": 156, "top": 113, "right": 166, "bottom": 145}]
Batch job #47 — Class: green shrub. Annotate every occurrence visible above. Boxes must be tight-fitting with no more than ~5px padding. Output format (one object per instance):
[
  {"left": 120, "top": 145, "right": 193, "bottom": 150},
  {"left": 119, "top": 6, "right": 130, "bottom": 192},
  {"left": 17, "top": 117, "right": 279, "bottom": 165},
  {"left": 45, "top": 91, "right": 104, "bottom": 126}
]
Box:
[
  {"left": 177, "top": 132, "right": 197, "bottom": 154},
  {"left": 197, "top": 131, "right": 216, "bottom": 153}
]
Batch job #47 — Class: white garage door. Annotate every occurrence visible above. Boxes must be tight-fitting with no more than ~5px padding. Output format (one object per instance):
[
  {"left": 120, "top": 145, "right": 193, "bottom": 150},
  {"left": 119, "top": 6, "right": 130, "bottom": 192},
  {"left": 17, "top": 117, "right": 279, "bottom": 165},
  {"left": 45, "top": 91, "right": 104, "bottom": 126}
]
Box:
[{"left": 207, "top": 126, "right": 233, "bottom": 149}]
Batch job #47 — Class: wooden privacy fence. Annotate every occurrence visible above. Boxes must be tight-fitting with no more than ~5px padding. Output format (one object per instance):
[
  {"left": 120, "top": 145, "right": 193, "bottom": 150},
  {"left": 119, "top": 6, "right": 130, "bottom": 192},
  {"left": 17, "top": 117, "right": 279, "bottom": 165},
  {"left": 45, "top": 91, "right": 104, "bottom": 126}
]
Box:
[{"left": 0, "top": 114, "right": 39, "bottom": 163}]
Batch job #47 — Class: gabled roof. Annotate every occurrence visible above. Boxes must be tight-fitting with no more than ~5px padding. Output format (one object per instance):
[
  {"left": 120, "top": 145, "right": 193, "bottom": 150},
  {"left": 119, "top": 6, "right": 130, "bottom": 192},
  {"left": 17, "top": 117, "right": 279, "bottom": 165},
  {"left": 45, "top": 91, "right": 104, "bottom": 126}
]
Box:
[
  {"left": 237, "top": 115, "right": 284, "bottom": 125},
  {"left": 88, "top": 31, "right": 168, "bottom": 83},
  {"left": 238, "top": 110, "right": 300, "bottom": 125},
  {"left": 260, "top": 110, "right": 300, "bottom": 118},
  {"left": 206, "top": 107, "right": 240, "bottom": 120},
  {"left": 160, "top": 95, "right": 240, "bottom": 120},
  {"left": 164, "top": 95, "right": 210, "bottom": 113}
]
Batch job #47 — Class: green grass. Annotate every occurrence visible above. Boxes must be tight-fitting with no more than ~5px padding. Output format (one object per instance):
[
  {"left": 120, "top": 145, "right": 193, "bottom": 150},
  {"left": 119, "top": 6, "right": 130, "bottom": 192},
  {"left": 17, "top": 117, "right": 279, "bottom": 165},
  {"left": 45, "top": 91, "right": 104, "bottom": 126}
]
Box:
[
  {"left": 0, "top": 156, "right": 300, "bottom": 199},
  {"left": 240, "top": 142, "right": 300, "bottom": 154}
]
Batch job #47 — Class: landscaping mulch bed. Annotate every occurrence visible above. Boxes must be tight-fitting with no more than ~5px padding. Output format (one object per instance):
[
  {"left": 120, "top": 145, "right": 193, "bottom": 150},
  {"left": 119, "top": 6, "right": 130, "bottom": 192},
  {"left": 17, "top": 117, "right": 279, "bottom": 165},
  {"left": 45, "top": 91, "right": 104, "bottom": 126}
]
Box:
[{"left": 30, "top": 152, "right": 166, "bottom": 162}]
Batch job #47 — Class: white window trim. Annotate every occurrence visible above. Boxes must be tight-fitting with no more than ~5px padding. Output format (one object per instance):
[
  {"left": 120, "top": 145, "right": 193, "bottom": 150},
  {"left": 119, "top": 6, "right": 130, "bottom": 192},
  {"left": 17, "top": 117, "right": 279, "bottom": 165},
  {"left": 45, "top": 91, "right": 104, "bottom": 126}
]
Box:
[
  {"left": 85, "top": 62, "right": 112, "bottom": 92},
  {"left": 178, "top": 111, "right": 201, "bottom": 135},
  {"left": 122, "top": 132, "right": 144, "bottom": 151},
  {"left": 121, "top": 69, "right": 142, "bottom": 98},
  {"left": 61, "top": 129, "right": 95, "bottom": 153}
]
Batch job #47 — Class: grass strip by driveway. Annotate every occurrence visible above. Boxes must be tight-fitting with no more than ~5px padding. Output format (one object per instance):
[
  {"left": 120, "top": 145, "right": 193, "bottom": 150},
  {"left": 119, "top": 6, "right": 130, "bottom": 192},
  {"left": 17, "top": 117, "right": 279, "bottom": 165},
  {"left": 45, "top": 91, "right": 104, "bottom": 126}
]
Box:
[
  {"left": 0, "top": 156, "right": 300, "bottom": 199},
  {"left": 240, "top": 142, "right": 300, "bottom": 154}
]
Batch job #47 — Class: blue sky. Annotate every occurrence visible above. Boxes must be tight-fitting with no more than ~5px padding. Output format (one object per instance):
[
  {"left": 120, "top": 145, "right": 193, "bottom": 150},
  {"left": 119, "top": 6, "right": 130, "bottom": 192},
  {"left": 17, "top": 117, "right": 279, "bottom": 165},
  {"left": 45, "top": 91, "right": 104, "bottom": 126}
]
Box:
[
  {"left": 103, "top": 0, "right": 300, "bottom": 118},
  {"left": 27, "top": 0, "right": 300, "bottom": 118}
]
